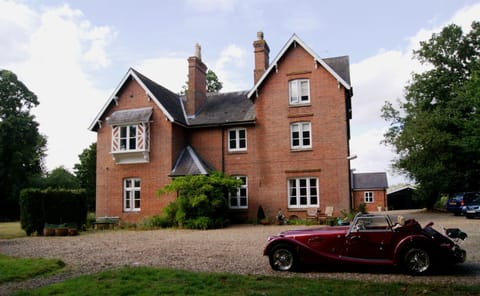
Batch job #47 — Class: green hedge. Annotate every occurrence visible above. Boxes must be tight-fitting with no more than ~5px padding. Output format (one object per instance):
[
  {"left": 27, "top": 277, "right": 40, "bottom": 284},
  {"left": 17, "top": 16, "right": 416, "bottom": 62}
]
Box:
[{"left": 19, "top": 188, "right": 88, "bottom": 236}]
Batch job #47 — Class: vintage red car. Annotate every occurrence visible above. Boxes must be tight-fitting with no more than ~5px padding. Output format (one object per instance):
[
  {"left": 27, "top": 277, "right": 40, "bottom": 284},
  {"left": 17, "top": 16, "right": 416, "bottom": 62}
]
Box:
[{"left": 264, "top": 213, "right": 467, "bottom": 275}]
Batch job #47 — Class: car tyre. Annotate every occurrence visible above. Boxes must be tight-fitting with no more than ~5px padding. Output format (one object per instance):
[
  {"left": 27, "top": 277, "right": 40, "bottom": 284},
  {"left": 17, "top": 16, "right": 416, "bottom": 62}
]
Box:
[
  {"left": 269, "top": 244, "right": 298, "bottom": 271},
  {"left": 403, "top": 247, "right": 431, "bottom": 275}
]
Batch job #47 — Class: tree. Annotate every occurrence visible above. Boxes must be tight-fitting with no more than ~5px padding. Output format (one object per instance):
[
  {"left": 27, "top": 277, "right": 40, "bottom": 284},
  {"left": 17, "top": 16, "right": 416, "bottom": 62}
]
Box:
[
  {"left": 206, "top": 69, "right": 223, "bottom": 93},
  {"left": 0, "top": 69, "right": 46, "bottom": 220},
  {"left": 44, "top": 166, "right": 80, "bottom": 189},
  {"left": 73, "top": 143, "right": 96, "bottom": 211},
  {"left": 382, "top": 22, "right": 480, "bottom": 207},
  {"left": 157, "top": 171, "right": 241, "bottom": 229},
  {"left": 179, "top": 69, "right": 223, "bottom": 95}
]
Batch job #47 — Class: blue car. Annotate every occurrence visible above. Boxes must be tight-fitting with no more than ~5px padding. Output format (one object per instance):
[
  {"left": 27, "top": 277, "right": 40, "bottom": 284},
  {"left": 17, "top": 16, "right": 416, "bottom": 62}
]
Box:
[
  {"left": 446, "top": 192, "right": 480, "bottom": 215},
  {"left": 463, "top": 196, "right": 480, "bottom": 219}
]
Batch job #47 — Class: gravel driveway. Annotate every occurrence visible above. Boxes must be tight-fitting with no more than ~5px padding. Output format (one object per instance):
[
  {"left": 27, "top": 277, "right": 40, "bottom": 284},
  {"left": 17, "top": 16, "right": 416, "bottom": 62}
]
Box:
[{"left": 1, "top": 210, "right": 479, "bottom": 294}]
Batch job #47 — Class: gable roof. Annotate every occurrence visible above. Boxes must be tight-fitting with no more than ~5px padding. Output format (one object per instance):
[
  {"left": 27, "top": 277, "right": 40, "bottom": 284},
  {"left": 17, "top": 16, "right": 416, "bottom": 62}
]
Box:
[
  {"left": 353, "top": 172, "right": 388, "bottom": 190},
  {"left": 247, "top": 34, "right": 351, "bottom": 100},
  {"left": 88, "top": 68, "right": 186, "bottom": 131},
  {"left": 170, "top": 146, "right": 215, "bottom": 176},
  {"left": 187, "top": 91, "right": 255, "bottom": 127}
]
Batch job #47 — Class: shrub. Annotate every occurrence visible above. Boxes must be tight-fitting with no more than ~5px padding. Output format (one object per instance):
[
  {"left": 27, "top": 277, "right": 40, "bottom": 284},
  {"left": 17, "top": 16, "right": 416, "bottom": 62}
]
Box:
[
  {"left": 157, "top": 171, "right": 241, "bottom": 229},
  {"left": 19, "top": 188, "right": 87, "bottom": 236},
  {"left": 141, "top": 215, "right": 172, "bottom": 229}
]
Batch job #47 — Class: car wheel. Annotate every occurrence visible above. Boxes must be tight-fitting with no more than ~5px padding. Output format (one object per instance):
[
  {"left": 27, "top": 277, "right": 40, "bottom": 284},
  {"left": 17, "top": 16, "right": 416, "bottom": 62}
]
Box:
[
  {"left": 269, "top": 244, "right": 297, "bottom": 271},
  {"left": 403, "top": 247, "right": 431, "bottom": 275}
]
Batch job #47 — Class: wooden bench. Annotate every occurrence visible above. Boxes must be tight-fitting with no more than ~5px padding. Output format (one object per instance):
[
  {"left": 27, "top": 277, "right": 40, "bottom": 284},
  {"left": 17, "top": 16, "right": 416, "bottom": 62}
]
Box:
[{"left": 93, "top": 217, "right": 120, "bottom": 230}]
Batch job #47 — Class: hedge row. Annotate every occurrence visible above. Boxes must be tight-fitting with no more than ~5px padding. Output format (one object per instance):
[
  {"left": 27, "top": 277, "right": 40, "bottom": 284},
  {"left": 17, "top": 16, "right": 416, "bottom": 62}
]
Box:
[{"left": 19, "top": 188, "right": 88, "bottom": 235}]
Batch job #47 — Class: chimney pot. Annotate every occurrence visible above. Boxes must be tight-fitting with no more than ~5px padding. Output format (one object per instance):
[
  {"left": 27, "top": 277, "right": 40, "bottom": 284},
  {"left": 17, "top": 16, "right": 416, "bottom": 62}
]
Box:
[
  {"left": 257, "top": 31, "right": 264, "bottom": 40},
  {"left": 195, "top": 43, "right": 202, "bottom": 59}
]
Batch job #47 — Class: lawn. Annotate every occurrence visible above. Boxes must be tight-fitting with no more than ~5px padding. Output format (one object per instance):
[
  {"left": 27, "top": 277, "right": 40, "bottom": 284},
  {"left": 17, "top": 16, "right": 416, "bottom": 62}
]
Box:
[
  {"left": 0, "top": 254, "right": 65, "bottom": 283},
  {"left": 12, "top": 266, "right": 480, "bottom": 296},
  {"left": 0, "top": 222, "right": 26, "bottom": 239}
]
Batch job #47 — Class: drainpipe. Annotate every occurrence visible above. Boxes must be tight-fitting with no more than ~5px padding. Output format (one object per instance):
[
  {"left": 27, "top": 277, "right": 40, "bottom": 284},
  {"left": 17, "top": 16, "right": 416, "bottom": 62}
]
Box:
[{"left": 221, "top": 127, "right": 225, "bottom": 173}]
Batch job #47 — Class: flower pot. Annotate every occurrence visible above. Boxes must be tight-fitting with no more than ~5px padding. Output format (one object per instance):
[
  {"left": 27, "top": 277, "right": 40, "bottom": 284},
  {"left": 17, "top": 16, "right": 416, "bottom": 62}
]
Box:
[
  {"left": 43, "top": 228, "right": 55, "bottom": 236},
  {"left": 68, "top": 228, "right": 78, "bottom": 236},
  {"left": 55, "top": 228, "right": 68, "bottom": 236}
]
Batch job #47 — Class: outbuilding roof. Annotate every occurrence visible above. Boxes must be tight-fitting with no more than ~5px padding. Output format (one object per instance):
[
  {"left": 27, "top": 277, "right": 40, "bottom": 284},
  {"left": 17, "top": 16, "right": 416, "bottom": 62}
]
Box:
[{"left": 353, "top": 172, "right": 388, "bottom": 190}]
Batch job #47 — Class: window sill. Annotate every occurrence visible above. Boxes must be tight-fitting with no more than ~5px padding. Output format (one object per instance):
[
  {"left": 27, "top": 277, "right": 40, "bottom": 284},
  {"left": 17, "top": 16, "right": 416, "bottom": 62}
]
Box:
[
  {"left": 290, "top": 148, "right": 313, "bottom": 152},
  {"left": 111, "top": 150, "right": 149, "bottom": 164},
  {"left": 227, "top": 150, "right": 248, "bottom": 154},
  {"left": 289, "top": 103, "right": 311, "bottom": 108}
]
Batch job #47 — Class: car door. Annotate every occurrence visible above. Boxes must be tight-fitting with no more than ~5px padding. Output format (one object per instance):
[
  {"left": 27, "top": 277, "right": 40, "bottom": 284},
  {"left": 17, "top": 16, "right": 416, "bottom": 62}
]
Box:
[{"left": 344, "top": 216, "right": 394, "bottom": 260}]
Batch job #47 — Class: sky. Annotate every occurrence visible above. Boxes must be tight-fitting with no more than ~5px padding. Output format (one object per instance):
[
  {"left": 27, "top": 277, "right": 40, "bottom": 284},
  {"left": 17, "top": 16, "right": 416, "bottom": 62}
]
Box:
[{"left": 1, "top": 0, "right": 479, "bottom": 186}]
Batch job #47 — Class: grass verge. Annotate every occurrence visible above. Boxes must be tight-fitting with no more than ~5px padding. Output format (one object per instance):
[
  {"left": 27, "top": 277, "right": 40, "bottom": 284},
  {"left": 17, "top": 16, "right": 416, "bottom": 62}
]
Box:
[
  {"left": 0, "top": 254, "right": 65, "bottom": 283},
  {"left": 14, "top": 266, "right": 480, "bottom": 296},
  {"left": 0, "top": 222, "right": 26, "bottom": 239}
]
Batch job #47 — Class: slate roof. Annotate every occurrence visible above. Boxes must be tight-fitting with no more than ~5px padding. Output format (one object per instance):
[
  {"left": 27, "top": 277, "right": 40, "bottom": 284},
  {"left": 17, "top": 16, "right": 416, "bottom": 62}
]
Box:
[
  {"left": 88, "top": 68, "right": 187, "bottom": 131},
  {"left": 131, "top": 69, "right": 187, "bottom": 126},
  {"left": 106, "top": 107, "right": 153, "bottom": 125},
  {"left": 323, "top": 56, "right": 351, "bottom": 85},
  {"left": 352, "top": 172, "right": 388, "bottom": 190},
  {"left": 187, "top": 91, "right": 255, "bottom": 127},
  {"left": 170, "top": 146, "right": 215, "bottom": 176}
]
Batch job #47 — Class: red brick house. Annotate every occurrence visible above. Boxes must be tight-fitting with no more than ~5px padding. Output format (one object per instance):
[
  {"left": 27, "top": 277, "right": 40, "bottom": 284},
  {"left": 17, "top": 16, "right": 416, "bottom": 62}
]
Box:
[
  {"left": 89, "top": 32, "right": 353, "bottom": 223},
  {"left": 352, "top": 172, "right": 389, "bottom": 212}
]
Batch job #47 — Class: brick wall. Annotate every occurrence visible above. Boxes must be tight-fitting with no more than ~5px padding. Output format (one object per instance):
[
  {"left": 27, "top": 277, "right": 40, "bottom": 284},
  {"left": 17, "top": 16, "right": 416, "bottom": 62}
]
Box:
[{"left": 353, "top": 190, "right": 388, "bottom": 212}]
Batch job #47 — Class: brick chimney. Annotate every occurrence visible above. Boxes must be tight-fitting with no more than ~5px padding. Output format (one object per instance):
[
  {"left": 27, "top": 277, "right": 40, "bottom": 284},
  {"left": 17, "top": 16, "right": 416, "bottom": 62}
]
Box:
[
  {"left": 186, "top": 43, "right": 207, "bottom": 117},
  {"left": 253, "top": 31, "right": 270, "bottom": 84}
]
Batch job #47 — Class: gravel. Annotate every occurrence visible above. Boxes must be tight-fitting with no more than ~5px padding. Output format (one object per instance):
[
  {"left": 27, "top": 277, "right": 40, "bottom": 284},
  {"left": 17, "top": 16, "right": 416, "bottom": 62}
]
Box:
[{"left": 1, "top": 210, "right": 479, "bottom": 295}]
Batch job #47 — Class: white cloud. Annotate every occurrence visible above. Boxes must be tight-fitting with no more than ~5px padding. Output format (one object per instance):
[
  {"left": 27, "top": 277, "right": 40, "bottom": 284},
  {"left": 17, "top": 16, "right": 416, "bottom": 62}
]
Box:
[
  {"left": 212, "top": 44, "right": 248, "bottom": 91},
  {"left": 0, "top": 0, "right": 37, "bottom": 63},
  {"left": 0, "top": 1, "right": 114, "bottom": 171},
  {"left": 136, "top": 57, "right": 187, "bottom": 94}
]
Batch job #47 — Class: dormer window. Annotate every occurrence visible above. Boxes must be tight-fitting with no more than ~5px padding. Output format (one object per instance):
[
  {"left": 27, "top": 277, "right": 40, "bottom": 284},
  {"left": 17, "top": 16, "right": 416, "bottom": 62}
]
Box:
[
  {"left": 289, "top": 79, "right": 310, "bottom": 105},
  {"left": 107, "top": 107, "right": 152, "bottom": 164}
]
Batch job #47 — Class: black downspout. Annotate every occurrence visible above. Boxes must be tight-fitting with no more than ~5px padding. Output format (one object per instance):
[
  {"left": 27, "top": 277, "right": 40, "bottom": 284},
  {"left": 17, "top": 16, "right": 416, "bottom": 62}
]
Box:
[{"left": 221, "top": 127, "right": 225, "bottom": 173}]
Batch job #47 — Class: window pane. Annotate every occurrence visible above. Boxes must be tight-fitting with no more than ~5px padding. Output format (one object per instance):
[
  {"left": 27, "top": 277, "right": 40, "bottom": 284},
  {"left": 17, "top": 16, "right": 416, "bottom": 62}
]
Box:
[
  {"left": 239, "top": 129, "right": 245, "bottom": 139},
  {"left": 230, "top": 197, "right": 238, "bottom": 207},
  {"left": 129, "top": 125, "right": 136, "bottom": 136},
  {"left": 239, "top": 139, "right": 246, "bottom": 148},
  {"left": 125, "top": 179, "right": 131, "bottom": 187},
  {"left": 290, "top": 80, "right": 298, "bottom": 103},
  {"left": 240, "top": 197, "right": 247, "bottom": 206},
  {"left": 120, "top": 139, "right": 127, "bottom": 150},
  {"left": 120, "top": 126, "right": 127, "bottom": 138},
  {"left": 300, "top": 80, "right": 309, "bottom": 101},
  {"left": 134, "top": 180, "right": 141, "bottom": 187},
  {"left": 129, "top": 138, "right": 136, "bottom": 150}
]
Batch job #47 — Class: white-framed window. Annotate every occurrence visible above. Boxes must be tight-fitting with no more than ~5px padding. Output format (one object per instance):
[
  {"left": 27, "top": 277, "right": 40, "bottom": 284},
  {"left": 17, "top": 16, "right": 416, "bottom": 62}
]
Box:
[
  {"left": 364, "top": 191, "right": 374, "bottom": 203},
  {"left": 229, "top": 176, "right": 248, "bottom": 209},
  {"left": 290, "top": 122, "right": 311, "bottom": 149},
  {"left": 112, "top": 123, "right": 149, "bottom": 152},
  {"left": 228, "top": 128, "right": 247, "bottom": 152},
  {"left": 288, "top": 177, "right": 319, "bottom": 208},
  {"left": 124, "top": 178, "right": 141, "bottom": 212},
  {"left": 289, "top": 79, "right": 310, "bottom": 105}
]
